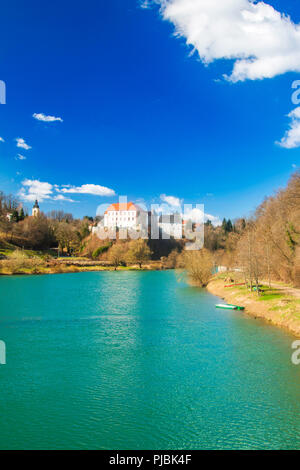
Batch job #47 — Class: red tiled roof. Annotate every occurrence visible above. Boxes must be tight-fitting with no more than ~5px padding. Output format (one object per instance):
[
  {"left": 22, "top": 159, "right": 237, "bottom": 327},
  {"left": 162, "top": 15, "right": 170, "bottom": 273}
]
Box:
[{"left": 104, "top": 202, "right": 138, "bottom": 214}]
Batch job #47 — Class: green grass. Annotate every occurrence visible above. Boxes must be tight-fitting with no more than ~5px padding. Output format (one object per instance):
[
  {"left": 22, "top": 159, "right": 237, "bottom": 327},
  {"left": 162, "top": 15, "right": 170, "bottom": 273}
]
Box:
[
  {"left": 255, "top": 285, "right": 285, "bottom": 301},
  {"left": 0, "top": 248, "right": 58, "bottom": 259},
  {"left": 222, "top": 279, "right": 285, "bottom": 301},
  {"left": 220, "top": 278, "right": 287, "bottom": 303},
  {"left": 0, "top": 249, "right": 14, "bottom": 257},
  {"left": 213, "top": 273, "right": 300, "bottom": 326},
  {"left": 258, "top": 288, "right": 285, "bottom": 301},
  {"left": 259, "top": 293, "right": 284, "bottom": 301}
]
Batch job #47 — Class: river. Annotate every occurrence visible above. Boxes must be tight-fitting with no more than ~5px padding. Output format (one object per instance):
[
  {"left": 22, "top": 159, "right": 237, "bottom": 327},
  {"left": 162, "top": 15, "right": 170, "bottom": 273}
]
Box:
[{"left": 0, "top": 270, "right": 300, "bottom": 449}]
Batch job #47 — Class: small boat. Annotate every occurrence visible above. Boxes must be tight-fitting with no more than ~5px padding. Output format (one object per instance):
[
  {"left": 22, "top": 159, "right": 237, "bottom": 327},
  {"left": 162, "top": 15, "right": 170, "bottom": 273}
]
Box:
[{"left": 216, "top": 304, "right": 245, "bottom": 311}]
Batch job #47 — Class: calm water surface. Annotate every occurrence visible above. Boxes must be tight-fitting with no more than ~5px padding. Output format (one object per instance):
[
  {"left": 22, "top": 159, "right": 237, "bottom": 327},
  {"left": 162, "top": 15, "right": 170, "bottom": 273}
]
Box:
[{"left": 0, "top": 270, "right": 300, "bottom": 449}]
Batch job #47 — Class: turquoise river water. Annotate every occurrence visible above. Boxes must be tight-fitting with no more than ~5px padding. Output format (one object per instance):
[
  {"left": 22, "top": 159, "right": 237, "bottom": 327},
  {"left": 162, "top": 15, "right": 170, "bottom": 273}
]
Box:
[{"left": 0, "top": 270, "right": 300, "bottom": 449}]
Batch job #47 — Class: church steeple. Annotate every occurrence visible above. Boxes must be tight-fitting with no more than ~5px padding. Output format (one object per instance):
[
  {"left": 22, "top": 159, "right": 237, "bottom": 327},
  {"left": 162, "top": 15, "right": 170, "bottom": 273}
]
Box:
[{"left": 32, "top": 200, "right": 40, "bottom": 217}]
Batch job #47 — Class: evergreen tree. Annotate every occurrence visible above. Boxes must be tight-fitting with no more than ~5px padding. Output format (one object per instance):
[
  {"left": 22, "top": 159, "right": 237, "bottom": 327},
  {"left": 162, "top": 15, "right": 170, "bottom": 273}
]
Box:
[
  {"left": 11, "top": 209, "right": 19, "bottom": 223},
  {"left": 19, "top": 208, "right": 25, "bottom": 221},
  {"left": 222, "top": 218, "right": 227, "bottom": 232},
  {"left": 226, "top": 219, "right": 233, "bottom": 232}
]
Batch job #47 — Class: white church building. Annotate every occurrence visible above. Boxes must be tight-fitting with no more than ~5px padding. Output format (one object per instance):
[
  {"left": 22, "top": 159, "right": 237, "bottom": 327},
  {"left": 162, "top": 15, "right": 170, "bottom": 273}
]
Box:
[
  {"left": 103, "top": 202, "right": 148, "bottom": 229},
  {"left": 92, "top": 202, "right": 149, "bottom": 236},
  {"left": 91, "top": 201, "right": 193, "bottom": 240}
]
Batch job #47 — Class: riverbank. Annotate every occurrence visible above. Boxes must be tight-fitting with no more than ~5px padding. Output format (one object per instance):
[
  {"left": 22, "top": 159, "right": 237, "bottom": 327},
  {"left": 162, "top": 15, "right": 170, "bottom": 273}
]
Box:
[
  {"left": 0, "top": 258, "right": 166, "bottom": 275},
  {"left": 207, "top": 274, "right": 300, "bottom": 337}
]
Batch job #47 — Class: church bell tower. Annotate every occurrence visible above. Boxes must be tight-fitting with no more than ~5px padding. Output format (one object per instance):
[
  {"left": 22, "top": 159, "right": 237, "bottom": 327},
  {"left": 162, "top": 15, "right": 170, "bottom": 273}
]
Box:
[{"left": 32, "top": 200, "right": 40, "bottom": 217}]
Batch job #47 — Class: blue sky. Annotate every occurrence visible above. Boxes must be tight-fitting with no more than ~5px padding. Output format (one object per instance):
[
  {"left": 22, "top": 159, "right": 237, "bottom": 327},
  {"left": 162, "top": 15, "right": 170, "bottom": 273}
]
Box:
[{"left": 0, "top": 0, "right": 300, "bottom": 223}]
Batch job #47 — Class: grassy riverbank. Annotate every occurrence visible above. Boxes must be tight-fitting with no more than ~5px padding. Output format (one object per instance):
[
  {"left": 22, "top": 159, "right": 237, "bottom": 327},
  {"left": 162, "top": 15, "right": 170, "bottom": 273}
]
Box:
[
  {"left": 0, "top": 254, "right": 165, "bottom": 275},
  {"left": 0, "top": 234, "right": 178, "bottom": 275},
  {"left": 207, "top": 273, "right": 300, "bottom": 337}
]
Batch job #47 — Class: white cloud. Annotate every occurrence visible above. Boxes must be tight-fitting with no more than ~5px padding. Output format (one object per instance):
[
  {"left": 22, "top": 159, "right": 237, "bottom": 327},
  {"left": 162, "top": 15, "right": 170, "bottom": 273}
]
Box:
[
  {"left": 154, "top": 194, "right": 182, "bottom": 215},
  {"left": 53, "top": 194, "right": 76, "bottom": 203},
  {"left": 160, "top": 194, "right": 182, "bottom": 207},
  {"left": 16, "top": 154, "right": 26, "bottom": 161},
  {"left": 277, "top": 107, "right": 300, "bottom": 149},
  {"left": 156, "top": 194, "right": 221, "bottom": 226},
  {"left": 61, "top": 184, "right": 115, "bottom": 196},
  {"left": 19, "top": 179, "right": 53, "bottom": 202},
  {"left": 157, "top": 0, "right": 300, "bottom": 82},
  {"left": 19, "top": 180, "right": 115, "bottom": 203},
  {"left": 16, "top": 138, "right": 31, "bottom": 150},
  {"left": 33, "top": 113, "right": 63, "bottom": 123},
  {"left": 204, "top": 212, "right": 222, "bottom": 226},
  {"left": 183, "top": 207, "right": 222, "bottom": 226},
  {"left": 0, "top": 137, "right": 4, "bottom": 142}
]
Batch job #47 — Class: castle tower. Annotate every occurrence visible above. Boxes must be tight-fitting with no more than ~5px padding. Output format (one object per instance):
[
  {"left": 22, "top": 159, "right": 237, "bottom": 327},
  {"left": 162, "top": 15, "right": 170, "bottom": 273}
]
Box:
[{"left": 32, "top": 200, "right": 40, "bottom": 217}]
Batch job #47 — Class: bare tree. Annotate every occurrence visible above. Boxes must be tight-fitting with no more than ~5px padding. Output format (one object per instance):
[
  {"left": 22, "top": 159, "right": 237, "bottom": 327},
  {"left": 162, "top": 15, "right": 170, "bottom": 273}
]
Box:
[
  {"left": 108, "top": 243, "right": 127, "bottom": 270},
  {"left": 55, "top": 222, "right": 79, "bottom": 255},
  {"left": 126, "top": 239, "right": 151, "bottom": 269},
  {"left": 180, "top": 249, "right": 213, "bottom": 287}
]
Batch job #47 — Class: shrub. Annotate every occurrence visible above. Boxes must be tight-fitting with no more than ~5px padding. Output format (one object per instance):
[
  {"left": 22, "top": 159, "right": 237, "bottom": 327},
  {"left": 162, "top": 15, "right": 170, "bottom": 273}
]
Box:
[
  {"left": 107, "top": 243, "right": 127, "bottom": 269},
  {"left": 0, "top": 250, "right": 46, "bottom": 274},
  {"left": 179, "top": 249, "right": 213, "bottom": 287},
  {"left": 161, "top": 249, "right": 179, "bottom": 269},
  {"left": 28, "top": 257, "right": 45, "bottom": 274},
  {"left": 92, "top": 243, "right": 112, "bottom": 259},
  {"left": 126, "top": 239, "right": 151, "bottom": 269}
]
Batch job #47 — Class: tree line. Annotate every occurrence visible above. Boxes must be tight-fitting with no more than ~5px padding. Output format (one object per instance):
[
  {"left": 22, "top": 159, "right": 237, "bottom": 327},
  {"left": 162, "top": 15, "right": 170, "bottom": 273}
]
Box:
[
  {"left": 0, "top": 193, "right": 90, "bottom": 253},
  {"left": 0, "top": 194, "right": 171, "bottom": 268},
  {"left": 201, "top": 172, "right": 300, "bottom": 287},
  {"left": 1, "top": 171, "right": 300, "bottom": 285}
]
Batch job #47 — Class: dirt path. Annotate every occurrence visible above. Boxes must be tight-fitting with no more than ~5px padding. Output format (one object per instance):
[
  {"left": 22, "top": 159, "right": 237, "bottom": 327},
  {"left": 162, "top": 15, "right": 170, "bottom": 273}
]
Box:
[{"left": 262, "top": 281, "right": 300, "bottom": 299}]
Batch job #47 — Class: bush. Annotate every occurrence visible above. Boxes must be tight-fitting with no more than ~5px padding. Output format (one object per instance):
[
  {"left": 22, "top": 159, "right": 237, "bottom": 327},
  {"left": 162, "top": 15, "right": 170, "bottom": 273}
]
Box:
[
  {"left": 107, "top": 243, "right": 127, "bottom": 269},
  {"left": 179, "top": 249, "right": 213, "bottom": 287},
  {"left": 126, "top": 239, "right": 151, "bottom": 268},
  {"left": 5, "top": 250, "right": 30, "bottom": 273},
  {"left": 161, "top": 249, "right": 179, "bottom": 269},
  {"left": 0, "top": 250, "right": 46, "bottom": 274},
  {"left": 92, "top": 243, "right": 112, "bottom": 259},
  {"left": 1, "top": 251, "right": 26, "bottom": 273},
  {"left": 27, "top": 257, "right": 45, "bottom": 274}
]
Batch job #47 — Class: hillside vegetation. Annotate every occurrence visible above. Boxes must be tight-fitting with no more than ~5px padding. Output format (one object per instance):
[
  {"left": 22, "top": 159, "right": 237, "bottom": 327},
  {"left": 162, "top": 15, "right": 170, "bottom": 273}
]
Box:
[
  {"left": 0, "top": 191, "right": 183, "bottom": 274},
  {"left": 1, "top": 171, "right": 299, "bottom": 282},
  {"left": 199, "top": 172, "right": 300, "bottom": 288}
]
